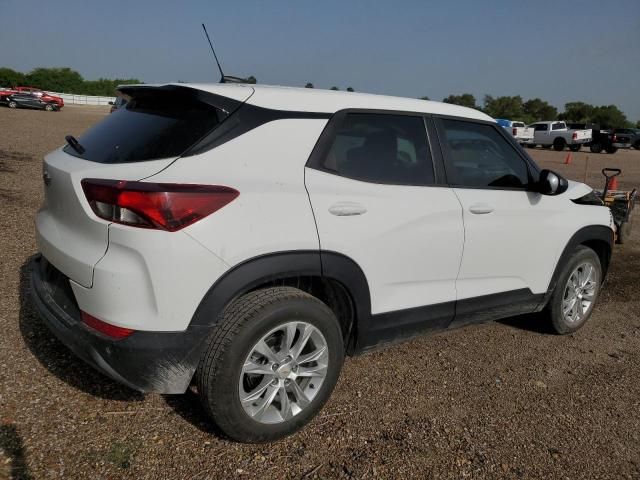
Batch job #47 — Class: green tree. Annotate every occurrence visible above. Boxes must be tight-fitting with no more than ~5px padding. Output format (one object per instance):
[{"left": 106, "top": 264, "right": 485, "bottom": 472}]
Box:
[
  {"left": 442, "top": 93, "right": 477, "bottom": 109},
  {"left": 24, "top": 67, "right": 84, "bottom": 92},
  {"left": 636, "top": 120, "right": 640, "bottom": 129},
  {"left": 558, "top": 102, "right": 594, "bottom": 123},
  {"left": 523, "top": 98, "right": 557, "bottom": 123},
  {"left": 305, "top": 82, "right": 314, "bottom": 88},
  {"left": 419, "top": 96, "right": 430, "bottom": 100},
  {"left": 330, "top": 86, "right": 339, "bottom": 90},
  {"left": 0, "top": 67, "right": 25, "bottom": 87},
  {"left": 346, "top": 87, "right": 354, "bottom": 92},
  {"left": 245, "top": 75, "right": 257, "bottom": 84},
  {"left": 483, "top": 95, "right": 525, "bottom": 119},
  {"left": 590, "top": 105, "right": 630, "bottom": 129}
]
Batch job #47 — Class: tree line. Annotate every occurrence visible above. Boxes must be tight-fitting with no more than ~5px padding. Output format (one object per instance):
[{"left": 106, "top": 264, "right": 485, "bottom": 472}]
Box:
[
  {"left": 0, "top": 67, "right": 141, "bottom": 96},
  {"left": 438, "top": 93, "right": 636, "bottom": 129},
  {"left": 1, "top": 67, "right": 636, "bottom": 128}
]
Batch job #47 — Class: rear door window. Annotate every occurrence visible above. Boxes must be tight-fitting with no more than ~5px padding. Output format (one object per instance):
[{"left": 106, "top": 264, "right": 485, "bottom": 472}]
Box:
[
  {"left": 316, "top": 113, "right": 435, "bottom": 186},
  {"left": 64, "top": 87, "right": 232, "bottom": 163}
]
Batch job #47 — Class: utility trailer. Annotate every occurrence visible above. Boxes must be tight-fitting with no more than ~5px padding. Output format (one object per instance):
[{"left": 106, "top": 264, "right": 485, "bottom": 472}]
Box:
[{"left": 595, "top": 168, "right": 637, "bottom": 244}]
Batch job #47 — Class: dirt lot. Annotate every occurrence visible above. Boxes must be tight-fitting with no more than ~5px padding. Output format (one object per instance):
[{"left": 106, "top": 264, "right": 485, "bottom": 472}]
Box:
[{"left": 0, "top": 106, "right": 639, "bottom": 480}]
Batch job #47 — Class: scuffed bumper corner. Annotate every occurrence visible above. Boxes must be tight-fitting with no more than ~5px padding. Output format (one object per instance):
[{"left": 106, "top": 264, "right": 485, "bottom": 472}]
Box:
[{"left": 30, "top": 255, "right": 209, "bottom": 394}]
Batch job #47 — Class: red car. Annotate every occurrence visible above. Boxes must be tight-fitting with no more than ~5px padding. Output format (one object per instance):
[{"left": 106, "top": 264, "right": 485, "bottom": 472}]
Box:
[{"left": 1, "top": 86, "right": 64, "bottom": 109}]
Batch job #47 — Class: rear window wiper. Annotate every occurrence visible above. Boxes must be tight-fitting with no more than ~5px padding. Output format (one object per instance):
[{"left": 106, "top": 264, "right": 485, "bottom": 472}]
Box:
[{"left": 65, "top": 135, "right": 85, "bottom": 155}]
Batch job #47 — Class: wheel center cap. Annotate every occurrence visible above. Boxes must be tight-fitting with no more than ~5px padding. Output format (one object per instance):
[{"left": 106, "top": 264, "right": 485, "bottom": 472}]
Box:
[{"left": 276, "top": 360, "right": 294, "bottom": 379}]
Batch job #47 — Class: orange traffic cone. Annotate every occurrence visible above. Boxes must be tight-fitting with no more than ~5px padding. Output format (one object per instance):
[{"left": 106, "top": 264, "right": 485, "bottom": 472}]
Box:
[
  {"left": 607, "top": 176, "right": 618, "bottom": 191},
  {"left": 564, "top": 152, "right": 572, "bottom": 165}
]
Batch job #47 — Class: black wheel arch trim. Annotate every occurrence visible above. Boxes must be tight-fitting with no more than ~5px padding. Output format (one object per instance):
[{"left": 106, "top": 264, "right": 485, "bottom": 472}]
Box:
[
  {"left": 188, "top": 250, "right": 373, "bottom": 333},
  {"left": 539, "top": 224, "right": 613, "bottom": 309}
]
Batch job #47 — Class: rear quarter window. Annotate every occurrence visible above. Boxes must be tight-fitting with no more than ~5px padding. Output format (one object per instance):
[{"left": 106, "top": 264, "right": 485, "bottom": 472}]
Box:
[{"left": 64, "top": 88, "right": 228, "bottom": 163}]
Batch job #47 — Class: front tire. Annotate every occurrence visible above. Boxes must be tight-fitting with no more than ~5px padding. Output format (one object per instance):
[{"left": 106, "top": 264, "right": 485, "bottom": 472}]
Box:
[
  {"left": 196, "top": 287, "right": 344, "bottom": 443},
  {"left": 569, "top": 144, "right": 581, "bottom": 152},
  {"left": 8, "top": 101, "right": 17, "bottom": 109},
  {"left": 605, "top": 146, "right": 618, "bottom": 154},
  {"left": 544, "top": 246, "right": 602, "bottom": 334},
  {"left": 45, "top": 104, "right": 54, "bottom": 111}
]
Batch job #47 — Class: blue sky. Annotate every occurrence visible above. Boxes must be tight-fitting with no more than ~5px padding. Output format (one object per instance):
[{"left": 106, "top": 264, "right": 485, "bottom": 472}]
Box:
[{"left": 2, "top": 0, "right": 639, "bottom": 120}]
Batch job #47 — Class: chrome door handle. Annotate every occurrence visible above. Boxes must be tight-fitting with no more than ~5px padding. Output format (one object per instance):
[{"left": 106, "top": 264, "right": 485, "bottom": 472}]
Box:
[
  {"left": 469, "top": 203, "right": 494, "bottom": 214},
  {"left": 328, "top": 202, "right": 367, "bottom": 216}
]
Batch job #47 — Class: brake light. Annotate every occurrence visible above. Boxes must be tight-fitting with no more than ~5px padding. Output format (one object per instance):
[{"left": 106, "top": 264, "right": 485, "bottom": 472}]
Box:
[
  {"left": 612, "top": 134, "right": 617, "bottom": 142},
  {"left": 572, "top": 132, "right": 577, "bottom": 140},
  {"left": 81, "top": 179, "right": 239, "bottom": 231},
  {"left": 512, "top": 127, "right": 517, "bottom": 136},
  {"left": 81, "top": 311, "right": 134, "bottom": 339}
]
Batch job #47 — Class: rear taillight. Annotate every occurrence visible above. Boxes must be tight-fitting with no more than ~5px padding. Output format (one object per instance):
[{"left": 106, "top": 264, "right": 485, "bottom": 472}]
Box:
[
  {"left": 572, "top": 132, "right": 577, "bottom": 140},
  {"left": 612, "top": 134, "right": 617, "bottom": 142},
  {"left": 81, "top": 311, "right": 134, "bottom": 339},
  {"left": 512, "top": 127, "right": 517, "bottom": 136},
  {"left": 81, "top": 179, "right": 239, "bottom": 231}
]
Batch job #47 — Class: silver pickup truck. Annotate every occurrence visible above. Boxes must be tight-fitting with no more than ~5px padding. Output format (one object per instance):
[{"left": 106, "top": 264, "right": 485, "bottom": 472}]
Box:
[{"left": 525, "top": 121, "right": 592, "bottom": 151}]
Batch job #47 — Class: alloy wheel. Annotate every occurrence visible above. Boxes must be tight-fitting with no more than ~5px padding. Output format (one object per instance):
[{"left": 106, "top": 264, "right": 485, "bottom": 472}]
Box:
[
  {"left": 239, "top": 321, "right": 329, "bottom": 424},
  {"left": 562, "top": 262, "right": 598, "bottom": 324}
]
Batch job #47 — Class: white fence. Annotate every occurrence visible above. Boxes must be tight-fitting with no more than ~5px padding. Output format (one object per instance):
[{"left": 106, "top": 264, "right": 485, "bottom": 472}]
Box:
[{"left": 47, "top": 91, "right": 116, "bottom": 106}]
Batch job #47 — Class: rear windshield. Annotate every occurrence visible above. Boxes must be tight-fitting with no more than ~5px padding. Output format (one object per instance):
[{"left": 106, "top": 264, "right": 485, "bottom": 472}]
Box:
[{"left": 64, "top": 88, "right": 226, "bottom": 163}]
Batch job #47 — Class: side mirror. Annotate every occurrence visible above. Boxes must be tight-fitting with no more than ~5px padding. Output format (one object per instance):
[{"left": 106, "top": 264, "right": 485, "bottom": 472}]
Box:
[
  {"left": 108, "top": 101, "right": 114, "bottom": 105},
  {"left": 538, "top": 169, "right": 569, "bottom": 195}
]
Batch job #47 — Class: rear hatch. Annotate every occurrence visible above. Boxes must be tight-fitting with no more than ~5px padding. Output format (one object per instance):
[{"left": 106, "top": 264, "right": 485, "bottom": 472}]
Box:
[{"left": 37, "top": 84, "right": 252, "bottom": 287}]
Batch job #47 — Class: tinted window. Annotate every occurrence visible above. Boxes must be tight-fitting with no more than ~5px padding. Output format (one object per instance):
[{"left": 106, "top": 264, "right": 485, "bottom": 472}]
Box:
[
  {"left": 552, "top": 122, "right": 565, "bottom": 130},
  {"left": 64, "top": 89, "right": 223, "bottom": 163},
  {"left": 533, "top": 124, "right": 548, "bottom": 132},
  {"left": 319, "top": 113, "right": 434, "bottom": 185},
  {"left": 441, "top": 119, "right": 530, "bottom": 189},
  {"left": 512, "top": 122, "right": 525, "bottom": 128}
]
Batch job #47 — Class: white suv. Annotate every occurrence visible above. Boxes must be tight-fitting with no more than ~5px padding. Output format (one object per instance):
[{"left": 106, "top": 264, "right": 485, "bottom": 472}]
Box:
[{"left": 32, "top": 84, "right": 614, "bottom": 442}]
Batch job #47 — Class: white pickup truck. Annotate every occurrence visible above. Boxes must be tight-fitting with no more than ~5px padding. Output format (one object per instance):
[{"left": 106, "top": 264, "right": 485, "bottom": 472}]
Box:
[
  {"left": 496, "top": 119, "right": 534, "bottom": 144},
  {"left": 526, "top": 121, "right": 592, "bottom": 151}
]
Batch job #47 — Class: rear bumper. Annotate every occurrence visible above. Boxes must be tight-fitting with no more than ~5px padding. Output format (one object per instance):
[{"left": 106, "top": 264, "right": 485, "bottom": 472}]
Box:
[
  {"left": 612, "top": 142, "right": 631, "bottom": 149},
  {"left": 571, "top": 138, "right": 591, "bottom": 145},
  {"left": 30, "top": 255, "right": 208, "bottom": 394}
]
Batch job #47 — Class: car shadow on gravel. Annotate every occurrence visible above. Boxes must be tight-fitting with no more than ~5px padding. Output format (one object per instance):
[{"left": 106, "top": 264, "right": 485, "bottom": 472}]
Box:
[
  {"left": 496, "top": 311, "right": 555, "bottom": 334},
  {"left": 18, "top": 258, "right": 144, "bottom": 402},
  {"left": 164, "top": 390, "right": 228, "bottom": 439}
]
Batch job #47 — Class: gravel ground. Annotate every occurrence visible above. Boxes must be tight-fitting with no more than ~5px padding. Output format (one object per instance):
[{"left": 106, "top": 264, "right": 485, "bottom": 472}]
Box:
[{"left": 0, "top": 106, "right": 639, "bottom": 480}]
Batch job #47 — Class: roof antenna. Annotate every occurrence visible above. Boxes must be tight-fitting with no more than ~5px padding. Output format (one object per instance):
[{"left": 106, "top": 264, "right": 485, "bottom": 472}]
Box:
[{"left": 202, "top": 23, "right": 245, "bottom": 84}]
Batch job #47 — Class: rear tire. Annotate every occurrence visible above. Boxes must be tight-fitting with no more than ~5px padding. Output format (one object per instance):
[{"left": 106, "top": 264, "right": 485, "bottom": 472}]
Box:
[
  {"left": 196, "top": 287, "right": 344, "bottom": 443},
  {"left": 526, "top": 144, "right": 537, "bottom": 149},
  {"left": 605, "top": 146, "right": 618, "bottom": 154},
  {"left": 542, "top": 144, "right": 552, "bottom": 149},
  {"left": 45, "top": 104, "right": 53, "bottom": 111},
  {"left": 544, "top": 246, "right": 602, "bottom": 334},
  {"left": 590, "top": 143, "right": 603, "bottom": 153},
  {"left": 569, "top": 144, "right": 581, "bottom": 152},
  {"left": 553, "top": 138, "right": 566, "bottom": 151}
]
